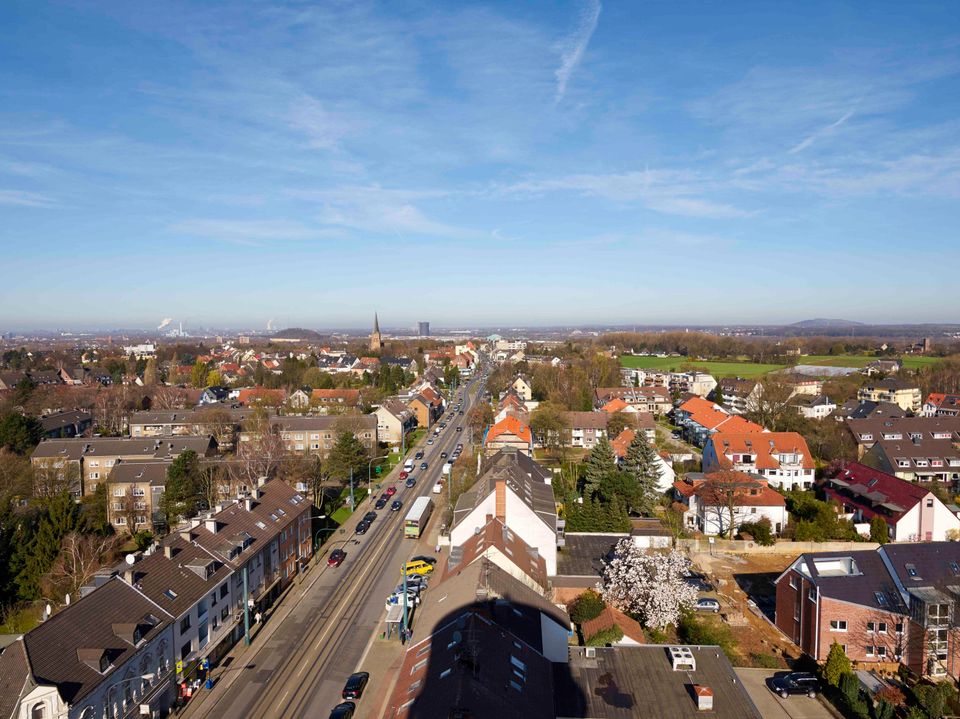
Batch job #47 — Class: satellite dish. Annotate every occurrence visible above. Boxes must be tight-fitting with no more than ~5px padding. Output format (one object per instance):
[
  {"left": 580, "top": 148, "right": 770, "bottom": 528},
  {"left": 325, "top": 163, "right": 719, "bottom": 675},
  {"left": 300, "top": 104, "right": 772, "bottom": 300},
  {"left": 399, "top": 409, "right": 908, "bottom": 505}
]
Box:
[{"left": 125, "top": 554, "right": 136, "bottom": 565}]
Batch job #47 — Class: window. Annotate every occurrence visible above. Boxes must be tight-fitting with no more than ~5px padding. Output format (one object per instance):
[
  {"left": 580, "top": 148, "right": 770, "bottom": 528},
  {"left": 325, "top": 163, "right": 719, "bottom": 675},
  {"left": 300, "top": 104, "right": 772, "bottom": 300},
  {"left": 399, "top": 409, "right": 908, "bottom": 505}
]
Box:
[
  {"left": 220, "top": 583, "right": 228, "bottom": 599},
  {"left": 876, "top": 646, "right": 887, "bottom": 657},
  {"left": 808, "top": 588, "right": 817, "bottom": 602},
  {"left": 928, "top": 499, "right": 936, "bottom": 508},
  {"left": 789, "top": 577, "right": 798, "bottom": 590},
  {"left": 866, "top": 646, "right": 875, "bottom": 657},
  {"left": 31, "top": 702, "right": 46, "bottom": 719},
  {"left": 896, "top": 622, "right": 904, "bottom": 634},
  {"left": 830, "top": 620, "right": 847, "bottom": 632},
  {"left": 867, "top": 622, "right": 887, "bottom": 634},
  {"left": 180, "top": 616, "right": 191, "bottom": 633},
  {"left": 906, "top": 563, "right": 919, "bottom": 578},
  {"left": 90, "top": 472, "right": 100, "bottom": 480}
]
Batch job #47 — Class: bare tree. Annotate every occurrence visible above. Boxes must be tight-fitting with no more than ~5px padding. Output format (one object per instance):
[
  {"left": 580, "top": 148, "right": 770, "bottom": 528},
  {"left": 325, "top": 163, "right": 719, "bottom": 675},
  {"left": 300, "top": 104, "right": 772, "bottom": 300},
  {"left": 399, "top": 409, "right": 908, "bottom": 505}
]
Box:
[
  {"left": 32, "top": 460, "right": 81, "bottom": 499},
  {"left": 746, "top": 378, "right": 796, "bottom": 431},
  {"left": 700, "top": 470, "right": 760, "bottom": 538},
  {"left": 42, "top": 532, "right": 122, "bottom": 601},
  {"left": 194, "top": 407, "right": 236, "bottom": 449}
]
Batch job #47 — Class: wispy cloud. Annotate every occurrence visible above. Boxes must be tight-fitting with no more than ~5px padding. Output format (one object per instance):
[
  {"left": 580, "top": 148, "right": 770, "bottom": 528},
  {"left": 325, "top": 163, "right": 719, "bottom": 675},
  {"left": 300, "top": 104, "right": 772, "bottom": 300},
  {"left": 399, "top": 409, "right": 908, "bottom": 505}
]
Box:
[
  {"left": 0, "top": 189, "right": 57, "bottom": 207},
  {"left": 788, "top": 108, "right": 856, "bottom": 154},
  {"left": 554, "top": 0, "right": 601, "bottom": 103},
  {"left": 169, "top": 219, "right": 337, "bottom": 246},
  {"left": 287, "top": 95, "right": 354, "bottom": 150}
]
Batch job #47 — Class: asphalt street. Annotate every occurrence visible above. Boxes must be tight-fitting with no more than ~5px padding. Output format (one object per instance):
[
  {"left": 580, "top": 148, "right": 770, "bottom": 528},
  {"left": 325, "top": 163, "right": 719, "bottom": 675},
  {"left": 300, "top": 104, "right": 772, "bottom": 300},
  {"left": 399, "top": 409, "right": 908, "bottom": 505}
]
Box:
[{"left": 190, "top": 372, "right": 486, "bottom": 719}]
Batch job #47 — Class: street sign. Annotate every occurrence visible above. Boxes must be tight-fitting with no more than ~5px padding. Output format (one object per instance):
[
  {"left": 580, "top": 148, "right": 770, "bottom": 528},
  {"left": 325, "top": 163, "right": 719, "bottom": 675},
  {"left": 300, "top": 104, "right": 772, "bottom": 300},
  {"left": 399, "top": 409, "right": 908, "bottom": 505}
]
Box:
[{"left": 375, "top": 466, "right": 382, "bottom": 474}]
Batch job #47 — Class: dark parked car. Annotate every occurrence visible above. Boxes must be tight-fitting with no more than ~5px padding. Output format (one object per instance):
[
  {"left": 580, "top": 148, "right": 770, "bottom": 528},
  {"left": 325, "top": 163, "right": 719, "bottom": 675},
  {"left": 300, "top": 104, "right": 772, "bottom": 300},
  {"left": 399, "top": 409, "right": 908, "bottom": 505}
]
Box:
[
  {"left": 391, "top": 499, "right": 403, "bottom": 512},
  {"left": 363, "top": 511, "right": 377, "bottom": 523},
  {"left": 415, "top": 451, "right": 424, "bottom": 460},
  {"left": 355, "top": 521, "right": 370, "bottom": 535},
  {"left": 341, "top": 672, "right": 369, "bottom": 700},
  {"left": 440, "top": 452, "right": 448, "bottom": 459},
  {"left": 456, "top": 426, "right": 462, "bottom": 431},
  {"left": 411, "top": 555, "right": 437, "bottom": 566},
  {"left": 329, "top": 702, "right": 356, "bottom": 719},
  {"left": 327, "top": 549, "right": 346, "bottom": 567},
  {"left": 404, "top": 477, "right": 416, "bottom": 488},
  {"left": 420, "top": 462, "right": 428, "bottom": 470},
  {"left": 769, "top": 672, "right": 820, "bottom": 699},
  {"left": 374, "top": 497, "right": 388, "bottom": 510}
]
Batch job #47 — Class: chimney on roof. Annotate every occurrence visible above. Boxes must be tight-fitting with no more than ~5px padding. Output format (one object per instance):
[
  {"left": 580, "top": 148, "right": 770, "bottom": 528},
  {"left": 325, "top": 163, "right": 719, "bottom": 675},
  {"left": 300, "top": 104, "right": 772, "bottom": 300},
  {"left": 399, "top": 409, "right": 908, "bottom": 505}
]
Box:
[
  {"left": 257, "top": 475, "right": 268, "bottom": 488},
  {"left": 495, "top": 477, "right": 506, "bottom": 522},
  {"left": 163, "top": 545, "right": 173, "bottom": 559},
  {"left": 180, "top": 529, "right": 194, "bottom": 542},
  {"left": 244, "top": 498, "right": 254, "bottom": 511},
  {"left": 251, "top": 487, "right": 262, "bottom": 500},
  {"left": 205, "top": 518, "right": 219, "bottom": 534},
  {"left": 123, "top": 568, "right": 139, "bottom": 585}
]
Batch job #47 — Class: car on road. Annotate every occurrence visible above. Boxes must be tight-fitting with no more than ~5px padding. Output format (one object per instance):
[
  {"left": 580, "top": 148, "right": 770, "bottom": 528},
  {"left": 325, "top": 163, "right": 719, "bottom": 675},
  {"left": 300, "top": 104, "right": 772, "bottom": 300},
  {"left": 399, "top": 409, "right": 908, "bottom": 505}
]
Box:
[
  {"left": 399, "top": 471, "right": 409, "bottom": 480},
  {"left": 341, "top": 672, "right": 369, "bottom": 700},
  {"left": 769, "top": 672, "right": 821, "bottom": 699},
  {"left": 411, "top": 555, "right": 437, "bottom": 566},
  {"left": 404, "top": 477, "right": 416, "bottom": 488},
  {"left": 404, "top": 559, "right": 435, "bottom": 575},
  {"left": 385, "top": 486, "right": 397, "bottom": 497},
  {"left": 426, "top": 438, "right": 434, "bottom": 445},
  {"left": 458, "top": 410, "right": 464, "bottom": 415},
  {"left": 391, "top": 499, "right": 403, "bottom": 511},
  {"left": 329, "top": 701, "right": 356, "bottom": 719},
  {"left": 363, "top": 511, "right": 377, "bottom": 524},
  {"left": 355, "top": 521, "right": 370, "bottom": 535},
  {"left": 420, "top": 462, "right": 428, "bottom": 470},
  {"left": 415, "top": 451, "right": 424, "bottom": 460},
  {"left": 456, "top": 426, "right": 462, "bottom": 432},
  {"left": 440, "top": 451, "right": 447, "bottom": 459},
  {"left": 374, "top": 496, "right": 388, "bottom": 510},
  {"left": 327, "top": 549, "right": 346, "bottom": 567},
  {"left": 695, "top": 598, "right": 721, "bottom": 613}
]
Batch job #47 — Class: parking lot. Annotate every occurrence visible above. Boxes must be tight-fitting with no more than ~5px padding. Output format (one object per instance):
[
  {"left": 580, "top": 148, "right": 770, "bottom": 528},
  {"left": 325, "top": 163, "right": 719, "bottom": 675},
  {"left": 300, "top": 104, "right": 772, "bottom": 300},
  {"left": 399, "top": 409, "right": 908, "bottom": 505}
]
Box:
[{"left": 735, "top": 669, "right": 836, "bottom": 719}]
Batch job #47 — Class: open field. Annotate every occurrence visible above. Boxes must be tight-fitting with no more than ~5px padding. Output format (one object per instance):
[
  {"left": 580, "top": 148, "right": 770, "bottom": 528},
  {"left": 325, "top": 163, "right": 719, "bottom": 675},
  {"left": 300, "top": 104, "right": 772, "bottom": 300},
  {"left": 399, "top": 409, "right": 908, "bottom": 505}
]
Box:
[
  {"left": 622, "top": 353, "right": 949, "bottom": 377},
  {"left": 620, "top": 355, "right": 786, "bottom": 378}
]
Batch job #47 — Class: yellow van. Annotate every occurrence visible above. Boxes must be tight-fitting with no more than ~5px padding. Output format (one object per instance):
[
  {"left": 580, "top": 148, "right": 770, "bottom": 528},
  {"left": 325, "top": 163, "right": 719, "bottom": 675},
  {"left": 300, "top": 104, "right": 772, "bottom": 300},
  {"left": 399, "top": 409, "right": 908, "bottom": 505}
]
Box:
[{"left": 404, "top": 560, "right": 434, "bottom": 576}]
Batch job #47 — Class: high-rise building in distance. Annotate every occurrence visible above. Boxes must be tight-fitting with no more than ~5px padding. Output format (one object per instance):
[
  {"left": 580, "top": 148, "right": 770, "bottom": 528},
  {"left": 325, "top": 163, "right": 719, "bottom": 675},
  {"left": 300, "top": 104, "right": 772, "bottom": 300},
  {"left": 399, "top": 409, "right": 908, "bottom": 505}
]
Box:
[{"left": 418, "top": 321, "right": 430, "bottom": 337}]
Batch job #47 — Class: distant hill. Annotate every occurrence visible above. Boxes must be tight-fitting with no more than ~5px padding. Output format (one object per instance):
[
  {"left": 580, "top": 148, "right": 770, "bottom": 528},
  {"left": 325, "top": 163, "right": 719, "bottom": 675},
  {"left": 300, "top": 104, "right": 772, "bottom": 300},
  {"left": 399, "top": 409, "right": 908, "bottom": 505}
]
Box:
[
  {"left": 270, "top": 327, "right": 325, "bottom": 341},
  {"left": 790, "top": 318, "right": 865, "bottom": 329}
]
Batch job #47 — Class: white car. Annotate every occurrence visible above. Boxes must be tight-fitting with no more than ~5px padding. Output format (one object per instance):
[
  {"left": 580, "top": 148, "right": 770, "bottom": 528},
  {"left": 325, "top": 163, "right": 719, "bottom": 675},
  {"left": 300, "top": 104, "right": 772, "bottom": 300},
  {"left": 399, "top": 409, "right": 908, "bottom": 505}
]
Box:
[
  {"left": 433, "top": 483, "right": 443, "bottom": 494},
  {"left": 695, "top": 598, "right": 721, "bottom": 613}
]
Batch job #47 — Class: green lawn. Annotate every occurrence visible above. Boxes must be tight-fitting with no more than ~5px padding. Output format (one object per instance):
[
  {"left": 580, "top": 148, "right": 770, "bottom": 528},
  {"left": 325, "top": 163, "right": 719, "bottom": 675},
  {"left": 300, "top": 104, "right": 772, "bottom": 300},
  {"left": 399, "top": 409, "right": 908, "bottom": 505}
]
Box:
[{"left": 620, "top": 355, "right": 785, "bottom": 378}]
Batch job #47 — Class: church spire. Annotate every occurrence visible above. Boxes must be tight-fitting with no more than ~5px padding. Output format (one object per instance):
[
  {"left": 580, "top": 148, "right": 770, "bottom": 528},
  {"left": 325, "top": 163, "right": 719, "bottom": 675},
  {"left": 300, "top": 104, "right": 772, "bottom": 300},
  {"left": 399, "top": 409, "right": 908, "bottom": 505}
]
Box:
[{"left": 373, "top": 312, "right": 380, "bottom": 333}]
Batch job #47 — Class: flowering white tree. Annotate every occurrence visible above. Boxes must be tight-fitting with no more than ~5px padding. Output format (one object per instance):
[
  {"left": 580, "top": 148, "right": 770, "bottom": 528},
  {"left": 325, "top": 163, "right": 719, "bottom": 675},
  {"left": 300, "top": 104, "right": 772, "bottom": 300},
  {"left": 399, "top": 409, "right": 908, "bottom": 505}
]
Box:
[{"left": 598, "top": 539, "right": 698, "bottom": 629}]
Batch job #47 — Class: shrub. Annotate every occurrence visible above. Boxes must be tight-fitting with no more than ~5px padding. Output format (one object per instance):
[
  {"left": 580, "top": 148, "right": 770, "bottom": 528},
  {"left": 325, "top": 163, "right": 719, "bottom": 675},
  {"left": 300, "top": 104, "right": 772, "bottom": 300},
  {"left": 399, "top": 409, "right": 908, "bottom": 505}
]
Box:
[
  {"left": 839, "top": 672, "right": 860, "bottom": 705},
  {"left": 677, "top": 614, "right": 736, "bottom": 659},
  {"left": 647, "top": 627, "right": 669, "bottom": 643},
  {"left": 822, "top": 642, "right": 851, "bottom": 687},
  {"left": 585, "top": 625, "right": 623, "bottom": 647},
  {"left": 749, "top": 652, "right": 780, "bottom": 669},
  {"left": 569, "top": 590, "right": 606, "bottom": 624},
  {"left": 874, "top": 686, "right": 905, "bottom": 708},
  {"left": 737, "top": 519, "right": 775, "bottom": 546}
]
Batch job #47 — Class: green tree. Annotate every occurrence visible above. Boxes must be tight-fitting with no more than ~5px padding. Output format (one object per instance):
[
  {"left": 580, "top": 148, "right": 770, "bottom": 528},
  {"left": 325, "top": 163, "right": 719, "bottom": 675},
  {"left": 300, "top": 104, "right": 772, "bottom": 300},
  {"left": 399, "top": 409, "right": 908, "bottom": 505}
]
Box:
[
  {"left": 822, "top": 641, "right": 852, "bottom": 687},
  {"left": 13, "top": 377, "right": 36, "bottom": 405},
  {"left": 622, "top": 434, "right": 662, "bottom": 516},
  {"left": 569, "top": 589, "right": 606, "bottom": 624},
  {"left": 606, "top": 412, "right": 633, "bottom": 440},
  {"left": 190, "top": 360, "right": 208, "bottom": 388},
  {"left": 16, "top": 492, "right": 83, "bottom": 600},
  {"left": 326, "top": 431, "right": 368, "bottom": 484},
  {"left": 869, "top": 516, "right": 890, "bottom": 544},
  {"left": 582, "top": 437, "right": 617, "bottom": 499},
  {"left": 205, "top": 370, "right": 222, "bottom": 387},
  {"left": 161, "top": 450, "right": 202, "bottom": 525},
  {"left": 0, "top": 412, "right": 43, "bottom": 455}
]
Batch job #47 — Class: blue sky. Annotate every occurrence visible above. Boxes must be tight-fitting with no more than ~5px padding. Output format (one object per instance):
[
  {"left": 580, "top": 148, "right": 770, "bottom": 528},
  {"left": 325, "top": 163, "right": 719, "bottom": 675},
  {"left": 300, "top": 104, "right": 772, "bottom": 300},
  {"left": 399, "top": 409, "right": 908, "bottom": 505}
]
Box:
[{"left": 1, "top": 1, "right": 959, "bottom": 330}]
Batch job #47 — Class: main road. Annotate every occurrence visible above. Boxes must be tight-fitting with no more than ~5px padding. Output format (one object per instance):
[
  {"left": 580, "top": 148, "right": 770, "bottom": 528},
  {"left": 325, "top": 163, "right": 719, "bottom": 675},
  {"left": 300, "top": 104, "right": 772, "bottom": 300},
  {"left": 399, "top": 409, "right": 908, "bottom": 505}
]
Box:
[{"left": 192, "top": 370, "right": 487, "bottom": 719}]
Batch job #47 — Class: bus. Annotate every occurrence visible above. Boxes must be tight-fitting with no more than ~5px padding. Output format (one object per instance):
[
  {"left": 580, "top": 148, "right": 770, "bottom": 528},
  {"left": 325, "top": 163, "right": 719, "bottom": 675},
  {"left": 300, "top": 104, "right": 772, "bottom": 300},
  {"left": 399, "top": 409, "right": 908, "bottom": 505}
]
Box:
[{"left": 404, "top": 496, "right": 433, "bottom": 539}]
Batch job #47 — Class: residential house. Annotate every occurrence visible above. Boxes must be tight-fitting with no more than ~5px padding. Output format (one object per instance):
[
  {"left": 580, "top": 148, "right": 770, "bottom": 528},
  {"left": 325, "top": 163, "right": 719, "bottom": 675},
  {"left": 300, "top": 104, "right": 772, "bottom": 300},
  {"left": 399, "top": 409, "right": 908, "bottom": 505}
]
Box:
[
  {"left": 452, "top": 448, "right": 560, "bottom": 574},
  {"left": 922, "top": 393, "right": 960, "bottom": 418},
  {"left": 858, "top": 378, "right": 922, "bottom": 413},
  {"left": 106, "top": 460, "right": 170, "bottom": 534},
  {"left": 864, "top": 359, "right": 903, "bottom": 376},
  {"left": 443, "top": 516, "right": 549, "bottom": 593},
  {"left": 241, "top": 415, "right": 377, "bottom": 456},
  {"left": 779, "top": 374, "right": 824, "bottom": 396},
  {"left": 484, "top": 415, "right": 534, "bottom": 455},
  {"left": 610, "top": 428, "right": 676, "bottom": 491},
  {"left": 562, "top": 411, "right": 609, "bottom": 449},
  {"left": 0, "top": 578, "right": 177, "bottom": 719},
  {"left": 39, "top": 410, "right": 93, "bottom": 439},
  {"left": 595, "top": 386, "right": 672, "bottom": 415},
  {"left": 703, "top": 432, "right": 815, "bottom": 490},
  {"left": 833, "top": 400, "right": 906, "bottom": 421},
  {"left": 792, "top": 395, "right": 837, "bottom": 420},
  {"left": 821, "top": 462, "right": 960, "bottom": 542},
  {"left": 775, "top": 543, "right": 960, "bottom": 679},
  {"left": 129, "top": 408, "right": 255, "bottom": 448},
  {"left": 717, "top": 378, "right": 762, "bottom": 414},
  {"left": 512, "top": 374, "right": 534, "bottom": 402},
  {"left": 31, "top": 436, "right": 218, "bottom": 497},
  {"left": 373, "top": 399, "right": 417, "bottom": 445},
  {"left": 235, "top": 387, "right": 287, "bottom": 408},
  {"left": 672, "top": 396, "right": 767, "bottom": 448},
  {"left": 673, "top": 471, "right": 788, "bottom": 536},
  {"left": 846, "top": 417, "right": 960, "bottom": 484},
  {"left": 407, "top": 389, "right": 443, "bottom": 428},
  {"left": 198, "top": 386, "right": 229, "bottom": 405}
]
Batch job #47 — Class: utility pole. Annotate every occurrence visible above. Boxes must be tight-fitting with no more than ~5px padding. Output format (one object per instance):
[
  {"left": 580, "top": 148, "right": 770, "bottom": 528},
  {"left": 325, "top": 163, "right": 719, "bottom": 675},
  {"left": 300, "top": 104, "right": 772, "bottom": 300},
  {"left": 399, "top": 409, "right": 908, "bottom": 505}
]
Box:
[
  {"left": 243, "top": 565, "right": 251, "bottom": 646},
  {"left": 349, "top": 468, "right": 354, "bottom": 510},
  {"left": 401, "top": 564, "right": 409, "bottom": 639}
]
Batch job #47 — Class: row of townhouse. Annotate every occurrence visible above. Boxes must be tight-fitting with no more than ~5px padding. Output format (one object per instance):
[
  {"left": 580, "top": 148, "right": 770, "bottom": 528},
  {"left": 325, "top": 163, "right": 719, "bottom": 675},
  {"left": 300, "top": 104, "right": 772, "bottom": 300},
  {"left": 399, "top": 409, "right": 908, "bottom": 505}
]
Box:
[
  {"left": 618, "top": 367, "right": 718, "bottom": 398},
  {"left": 128, "top": 407, "right": 258, "bottom": 447},
  {"left": 775, "top": 542, "right": 960, "bottom": 679},
  {"left": 0, "top": 478, "right": 312, "bottom": 719},
  {"left": 672, "top": 396, "right": 767, "bottom": 448},
  {"left": 31, "top": 436, "right": 219, "bottom": 498},
  {"left": 239, "top": 415, "right": 378, "bottom": 455},
  {"left": 595, "top": 386, "right": 672, "bottom": 415},
  {"left": 857, "top": 377, "right": 923, "bottom": 413},
  {"left": 702, "top": 431, "right": 816, "bottom": 491},
  {"left": 923, "top": 393, "right": 960, "bottom": 418},
  {"left": 846, "top": 416, "right": 960, "bottom": 484}
]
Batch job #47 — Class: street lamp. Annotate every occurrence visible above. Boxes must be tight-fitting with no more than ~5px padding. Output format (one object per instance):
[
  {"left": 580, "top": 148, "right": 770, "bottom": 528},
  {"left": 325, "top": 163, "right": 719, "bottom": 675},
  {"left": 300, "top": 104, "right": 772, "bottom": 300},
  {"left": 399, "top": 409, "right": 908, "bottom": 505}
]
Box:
[{"left": 314, "top": 526, "right": 340, "bottom": 552}]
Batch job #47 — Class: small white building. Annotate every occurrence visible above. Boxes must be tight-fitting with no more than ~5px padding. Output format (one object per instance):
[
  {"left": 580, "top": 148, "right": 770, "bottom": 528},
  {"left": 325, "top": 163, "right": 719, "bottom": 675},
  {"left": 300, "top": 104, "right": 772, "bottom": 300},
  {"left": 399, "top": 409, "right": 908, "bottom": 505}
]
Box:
[{"left": 673, "top": 471, "right": 789, "bottom": 536}]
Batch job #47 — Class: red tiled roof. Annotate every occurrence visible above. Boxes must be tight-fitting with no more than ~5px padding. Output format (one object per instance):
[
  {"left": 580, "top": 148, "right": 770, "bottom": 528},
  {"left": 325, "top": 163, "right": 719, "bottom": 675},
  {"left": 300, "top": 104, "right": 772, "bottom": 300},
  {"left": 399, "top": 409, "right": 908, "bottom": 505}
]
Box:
[
  {"left": 237, "top": 387, "right": 287, "bottom": 405},
  {"left": 486, "top": 415, "right": 532, "bottom": 445},
  {"left": 823, "top": 462, "right": 935, "bottom": 524},
  {"left": 675, "top": 471, "right": 786, "bottom": 507},
  {"left": 601, "top": 398, "right": 629, "bottom": 413},
  {"left": 611, "top": 428, "right": 635, "bottom": 459},
  {"left": 311, "top": 388, "right": 360, "bottom": 404},
  {"left": 710, "top": 432, "right": 814, "bottom": 470}
]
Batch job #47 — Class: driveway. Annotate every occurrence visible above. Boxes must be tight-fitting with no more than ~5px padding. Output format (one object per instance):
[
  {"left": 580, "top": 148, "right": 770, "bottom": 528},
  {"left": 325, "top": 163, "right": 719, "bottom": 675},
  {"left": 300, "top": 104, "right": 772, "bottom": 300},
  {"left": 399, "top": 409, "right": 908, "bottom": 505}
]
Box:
[{"left": 735, "top": 669, "right": 836, "bottom": 719}]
